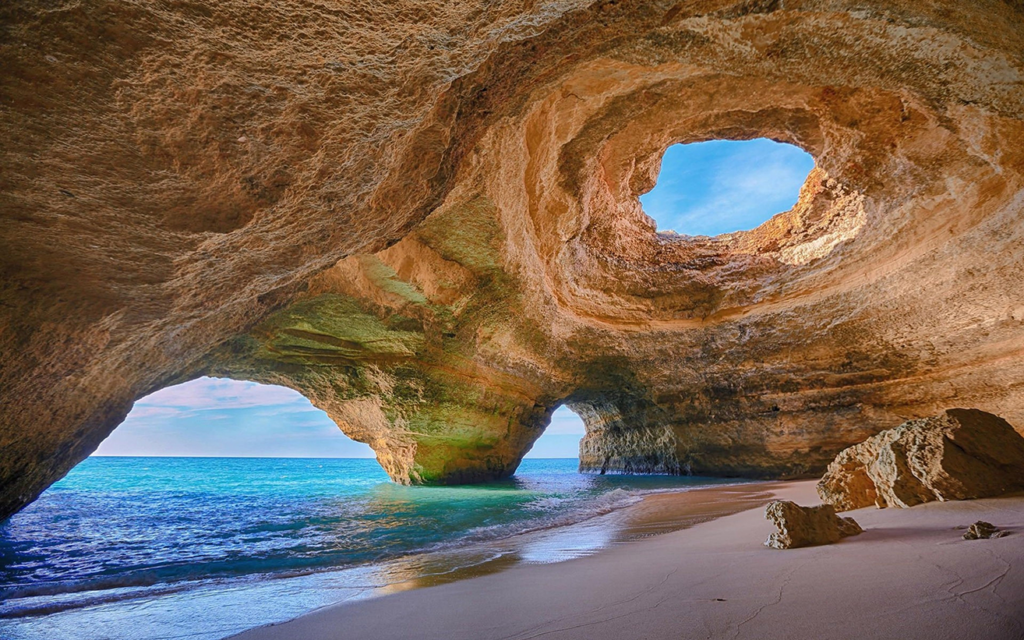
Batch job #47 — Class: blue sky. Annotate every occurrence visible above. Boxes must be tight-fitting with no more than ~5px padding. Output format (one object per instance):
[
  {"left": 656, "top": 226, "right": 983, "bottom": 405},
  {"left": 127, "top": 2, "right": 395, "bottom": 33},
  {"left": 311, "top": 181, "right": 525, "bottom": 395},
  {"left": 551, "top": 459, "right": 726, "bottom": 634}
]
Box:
[
  {"left": 639, "top": 139, "right": 814, "bottom": 236},
  {"left": 95, "top": 378, "right": 587, "bottom": 459},
  {"left": 527, "top": 406, "right": 586, "bottom": 458}
]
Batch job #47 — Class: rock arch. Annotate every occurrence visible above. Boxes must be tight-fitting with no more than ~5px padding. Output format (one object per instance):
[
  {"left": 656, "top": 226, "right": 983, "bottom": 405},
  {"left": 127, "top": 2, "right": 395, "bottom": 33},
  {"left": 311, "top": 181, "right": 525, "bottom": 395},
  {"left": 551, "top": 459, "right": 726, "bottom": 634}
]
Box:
[{"left": 3, "top": 0, "right": 1024, "bottom": 519}]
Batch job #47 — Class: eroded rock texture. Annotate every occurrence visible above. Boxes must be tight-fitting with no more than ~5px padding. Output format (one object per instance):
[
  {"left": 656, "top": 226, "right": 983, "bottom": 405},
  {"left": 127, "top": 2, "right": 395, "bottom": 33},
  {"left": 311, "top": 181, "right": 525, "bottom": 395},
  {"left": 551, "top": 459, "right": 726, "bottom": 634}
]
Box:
[
  {"left": 817, "top": 409, "right": 1024, "bottom": 510},
  {"left": 3, "top": 1, "right": 1024, "bottom": 519},
  {"left": 764, "top": 500, "right": 862, "bottom": 550}
]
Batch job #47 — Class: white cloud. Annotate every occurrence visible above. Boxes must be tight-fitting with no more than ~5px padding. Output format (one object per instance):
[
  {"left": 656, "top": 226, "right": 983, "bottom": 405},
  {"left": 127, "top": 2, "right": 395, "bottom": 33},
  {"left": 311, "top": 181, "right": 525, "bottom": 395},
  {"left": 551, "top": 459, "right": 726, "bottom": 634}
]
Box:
[
  {"left": 97, "top": 377, "right": 377, "bottom": 458},
  {"left": 132, "top": 377, "right": 311, "bottom": 415}
]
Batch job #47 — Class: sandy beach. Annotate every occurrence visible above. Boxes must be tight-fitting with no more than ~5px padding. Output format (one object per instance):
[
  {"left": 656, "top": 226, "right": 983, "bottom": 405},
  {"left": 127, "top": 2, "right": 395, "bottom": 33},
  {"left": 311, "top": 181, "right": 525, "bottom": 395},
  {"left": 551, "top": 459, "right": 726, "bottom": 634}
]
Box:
[{"left": 234, "top": 480, "right": 1024, "bottom": 640}]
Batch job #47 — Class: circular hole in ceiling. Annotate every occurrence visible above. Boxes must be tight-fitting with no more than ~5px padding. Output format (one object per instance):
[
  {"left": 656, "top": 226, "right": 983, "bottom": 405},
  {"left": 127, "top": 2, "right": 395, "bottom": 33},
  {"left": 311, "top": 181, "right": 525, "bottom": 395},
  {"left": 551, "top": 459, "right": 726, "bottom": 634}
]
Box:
[{"left": 640, "top": 138, "right": 815, "bottom": 237}]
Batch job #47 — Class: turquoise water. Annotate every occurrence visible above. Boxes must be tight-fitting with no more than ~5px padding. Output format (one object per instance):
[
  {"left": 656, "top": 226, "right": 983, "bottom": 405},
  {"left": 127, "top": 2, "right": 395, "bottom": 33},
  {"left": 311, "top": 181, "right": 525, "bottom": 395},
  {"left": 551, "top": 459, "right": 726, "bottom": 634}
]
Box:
[{"left": 0, "top": 457, "right": 741, "bottom": 639}]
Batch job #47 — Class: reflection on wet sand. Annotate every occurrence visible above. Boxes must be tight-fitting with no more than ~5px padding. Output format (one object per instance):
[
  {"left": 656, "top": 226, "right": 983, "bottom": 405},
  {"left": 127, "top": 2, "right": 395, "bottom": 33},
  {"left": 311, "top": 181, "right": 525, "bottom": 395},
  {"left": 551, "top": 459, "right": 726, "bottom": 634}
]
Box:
[
  {"left": 619, "top": 484, "right": 781, "bottom": 540},
  {"left": 369, "top": 482, "right": 776, "bottom": 597},
  {"left": 373, "top": 551, "right": 524, "bottom": 595}
]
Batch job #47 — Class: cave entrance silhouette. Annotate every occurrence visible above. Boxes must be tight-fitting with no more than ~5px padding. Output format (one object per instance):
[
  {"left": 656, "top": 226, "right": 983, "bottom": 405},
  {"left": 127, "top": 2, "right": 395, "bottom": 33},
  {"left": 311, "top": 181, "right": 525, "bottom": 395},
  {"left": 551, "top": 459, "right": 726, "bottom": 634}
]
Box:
[
  {"left": 94, "top": 377, "right": 374, "bottom": 459},
  {"left": 525, "top": 405, "right": 587, "bottom": 460}
]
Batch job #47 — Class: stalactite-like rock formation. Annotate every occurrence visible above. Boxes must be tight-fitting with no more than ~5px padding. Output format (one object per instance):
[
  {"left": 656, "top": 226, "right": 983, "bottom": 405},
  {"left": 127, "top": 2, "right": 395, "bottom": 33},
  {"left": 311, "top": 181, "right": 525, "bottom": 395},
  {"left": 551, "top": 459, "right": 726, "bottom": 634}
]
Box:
[{"left": 3, "top": 0, "right": 1024, "bottom": 519}]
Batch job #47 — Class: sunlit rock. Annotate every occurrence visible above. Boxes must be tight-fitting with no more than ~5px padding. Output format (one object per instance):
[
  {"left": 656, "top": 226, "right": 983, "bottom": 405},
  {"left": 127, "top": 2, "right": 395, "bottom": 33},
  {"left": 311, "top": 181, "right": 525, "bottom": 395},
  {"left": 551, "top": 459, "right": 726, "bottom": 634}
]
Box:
[
  {"left": 764, "top": 500, "right": 863, "bottom": 550},
  {"left": 3, "top": 0, "right": 1024, "bottom": 519},
  {"left": 817, "top": 409, "right": 1024, "bottom": 510}
]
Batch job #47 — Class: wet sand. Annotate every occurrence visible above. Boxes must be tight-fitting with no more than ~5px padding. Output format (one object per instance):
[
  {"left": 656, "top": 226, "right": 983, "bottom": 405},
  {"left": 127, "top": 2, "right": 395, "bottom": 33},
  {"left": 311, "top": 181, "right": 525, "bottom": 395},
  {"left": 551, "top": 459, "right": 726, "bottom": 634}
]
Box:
[
  {"left": 360, "top": 481, "right": 776, "bottom": 597},
  {"left": 233, "top": 480, "right": 1024, "bottom": 640},
  {"left": 616, "top": 482, "right": 779, "bottom": 540}
]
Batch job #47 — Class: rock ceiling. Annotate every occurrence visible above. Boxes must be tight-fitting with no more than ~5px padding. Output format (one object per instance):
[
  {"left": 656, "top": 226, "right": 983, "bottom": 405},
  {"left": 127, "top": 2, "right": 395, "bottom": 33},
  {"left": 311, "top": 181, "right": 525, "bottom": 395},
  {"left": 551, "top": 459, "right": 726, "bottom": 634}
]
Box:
[{"left": 2, "top": 0, "right": 1023, "bottom": 519}]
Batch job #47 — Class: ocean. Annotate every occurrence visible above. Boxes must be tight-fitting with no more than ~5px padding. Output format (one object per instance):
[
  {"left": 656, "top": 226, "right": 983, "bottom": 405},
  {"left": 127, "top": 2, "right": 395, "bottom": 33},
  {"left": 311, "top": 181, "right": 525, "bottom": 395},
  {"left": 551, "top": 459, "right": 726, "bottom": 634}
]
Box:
[{"left": 0, "top": 457, "right": 742, "bottom": 639}]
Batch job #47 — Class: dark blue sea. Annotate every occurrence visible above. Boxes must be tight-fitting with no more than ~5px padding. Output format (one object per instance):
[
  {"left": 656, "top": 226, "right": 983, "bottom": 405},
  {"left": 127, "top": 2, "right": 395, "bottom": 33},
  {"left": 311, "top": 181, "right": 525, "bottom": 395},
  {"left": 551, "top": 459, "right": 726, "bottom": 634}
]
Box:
[{"left": 0, "top": 457, "right": 742, "bottom": 639}]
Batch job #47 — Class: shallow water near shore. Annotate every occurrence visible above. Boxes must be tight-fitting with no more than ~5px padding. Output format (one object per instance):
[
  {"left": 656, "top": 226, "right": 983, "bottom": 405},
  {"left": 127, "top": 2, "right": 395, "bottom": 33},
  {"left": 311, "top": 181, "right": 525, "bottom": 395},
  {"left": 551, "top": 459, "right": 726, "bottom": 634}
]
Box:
[{"left": 0, "top": 457, "right": 753, "bottom": 640}]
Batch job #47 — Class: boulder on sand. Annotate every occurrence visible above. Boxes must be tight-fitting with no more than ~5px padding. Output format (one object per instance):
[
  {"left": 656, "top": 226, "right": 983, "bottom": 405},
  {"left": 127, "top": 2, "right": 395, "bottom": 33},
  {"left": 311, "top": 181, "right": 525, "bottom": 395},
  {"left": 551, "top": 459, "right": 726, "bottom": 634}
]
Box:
[
  {"left": 817, "top": 409, "right": 1024, "bottom": 511},
  {"left": 764, "top": 500, "right": 863, "bottom": 550}
]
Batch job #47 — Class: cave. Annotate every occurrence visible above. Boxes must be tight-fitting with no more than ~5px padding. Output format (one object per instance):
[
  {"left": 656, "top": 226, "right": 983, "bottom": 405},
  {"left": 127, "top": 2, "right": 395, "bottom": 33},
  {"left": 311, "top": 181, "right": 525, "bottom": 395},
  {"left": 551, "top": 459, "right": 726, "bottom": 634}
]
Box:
[{"left": 3, "top": 0, "right": 1024, "bottom": 524}]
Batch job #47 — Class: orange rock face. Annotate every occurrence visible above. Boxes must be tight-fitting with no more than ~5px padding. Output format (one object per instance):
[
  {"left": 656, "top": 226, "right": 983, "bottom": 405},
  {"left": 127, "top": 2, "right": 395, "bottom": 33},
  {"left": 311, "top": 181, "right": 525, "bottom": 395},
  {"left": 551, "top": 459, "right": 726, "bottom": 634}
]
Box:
[
  {"left": 2, "top": 1, "right": 1024, "bottom": 519},
  {"left": 817, "top": 409, "right": 1024, "bottom": 510}
]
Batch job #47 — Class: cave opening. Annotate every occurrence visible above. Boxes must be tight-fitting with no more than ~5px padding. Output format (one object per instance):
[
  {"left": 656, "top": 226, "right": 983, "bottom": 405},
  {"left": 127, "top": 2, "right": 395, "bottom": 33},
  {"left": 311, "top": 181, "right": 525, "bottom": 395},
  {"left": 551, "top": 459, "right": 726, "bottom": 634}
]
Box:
[
  {"left": 524, "top": 405, "right": 587, "bottom": 460},
  {"left": 639, "top": 138, "right": 815, "bottom": 236},
  {"left": 94, "top": 376, "right": 374, "bottom": 459}
]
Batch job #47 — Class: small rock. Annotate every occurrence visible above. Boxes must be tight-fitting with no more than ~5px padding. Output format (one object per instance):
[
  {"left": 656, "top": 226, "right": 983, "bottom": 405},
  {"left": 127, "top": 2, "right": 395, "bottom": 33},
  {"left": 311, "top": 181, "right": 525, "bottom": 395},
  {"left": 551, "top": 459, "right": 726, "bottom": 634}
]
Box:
[
  {"left": 837, "top": 515, "right": 864, "bottom": 538},
  {"left": 962, "top": 521, "right": 1007, "bottom": 540},
  {"left": 237, "top": 135, "right": 248, "bottom": 143},
  {"left": 764, "top": 500, "right": 863, "bottom": 550}
]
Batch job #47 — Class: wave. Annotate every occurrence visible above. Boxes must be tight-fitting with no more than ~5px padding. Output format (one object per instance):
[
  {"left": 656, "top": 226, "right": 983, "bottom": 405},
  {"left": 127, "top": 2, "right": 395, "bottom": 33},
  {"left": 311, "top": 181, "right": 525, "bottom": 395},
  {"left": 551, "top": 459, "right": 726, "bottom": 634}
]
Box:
[
  {"left": 1, "top": 463, "right": 747, "bottom": 623},
  {"left": 0, "top": 580, "right": 203, "bottom": 619}
]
